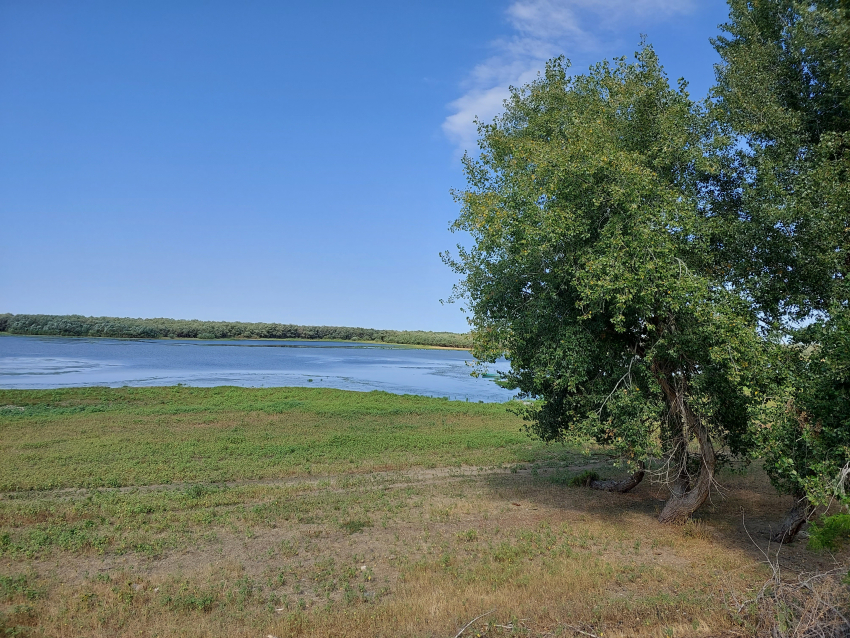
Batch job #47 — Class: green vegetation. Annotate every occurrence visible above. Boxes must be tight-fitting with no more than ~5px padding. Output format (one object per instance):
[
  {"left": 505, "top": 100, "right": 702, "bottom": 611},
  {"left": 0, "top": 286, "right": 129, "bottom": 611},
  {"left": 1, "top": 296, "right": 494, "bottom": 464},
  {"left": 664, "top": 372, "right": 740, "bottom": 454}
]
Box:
[
  {"left": 0, "top": 386, "right": 540, "bottom": 492},
  {"left": 809, "top": 514, "right": 850, "bottom": 552},
  {"left": 0, "top": 313, "right": 472, "bottom": 348},
  {"left": 567, "top": 470, "right": 601, "bottom": 488},
  {"left": 711, "top": 0, "right": 850, "bottom": 544}
]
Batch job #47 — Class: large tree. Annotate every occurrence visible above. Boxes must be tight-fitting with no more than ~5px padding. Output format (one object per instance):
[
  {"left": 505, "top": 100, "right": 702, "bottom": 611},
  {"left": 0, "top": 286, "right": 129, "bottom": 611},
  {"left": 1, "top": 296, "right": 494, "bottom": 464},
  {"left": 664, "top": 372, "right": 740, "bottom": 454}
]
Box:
[
  {"left": 445, "top": 47, "right": 763, "bottom": 523},
  {"left": 712, "top": 0, "right": 850, "bottom": 541}
]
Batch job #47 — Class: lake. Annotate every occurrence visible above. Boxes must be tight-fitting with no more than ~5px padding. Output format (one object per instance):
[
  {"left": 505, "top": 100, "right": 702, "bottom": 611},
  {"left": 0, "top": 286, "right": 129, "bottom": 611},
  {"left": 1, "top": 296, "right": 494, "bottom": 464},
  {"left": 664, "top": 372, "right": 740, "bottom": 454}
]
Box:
[{"left": 0, "top": 334, "right": 515, "bottom": 402}]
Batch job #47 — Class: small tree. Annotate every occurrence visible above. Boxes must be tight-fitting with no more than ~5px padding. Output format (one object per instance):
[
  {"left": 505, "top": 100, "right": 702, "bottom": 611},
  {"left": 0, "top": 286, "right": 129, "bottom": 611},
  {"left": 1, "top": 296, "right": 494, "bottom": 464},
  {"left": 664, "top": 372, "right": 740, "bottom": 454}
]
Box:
[{"left": 445, "top": 47, "right": 763, "bottom": 523}]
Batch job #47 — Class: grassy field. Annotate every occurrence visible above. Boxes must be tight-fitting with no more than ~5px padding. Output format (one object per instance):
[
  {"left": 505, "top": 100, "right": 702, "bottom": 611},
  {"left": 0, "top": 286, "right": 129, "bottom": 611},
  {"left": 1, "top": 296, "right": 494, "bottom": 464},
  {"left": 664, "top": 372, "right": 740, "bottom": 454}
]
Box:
[{"left": 0, "top": 387, "right": 845, "bottom": 637}]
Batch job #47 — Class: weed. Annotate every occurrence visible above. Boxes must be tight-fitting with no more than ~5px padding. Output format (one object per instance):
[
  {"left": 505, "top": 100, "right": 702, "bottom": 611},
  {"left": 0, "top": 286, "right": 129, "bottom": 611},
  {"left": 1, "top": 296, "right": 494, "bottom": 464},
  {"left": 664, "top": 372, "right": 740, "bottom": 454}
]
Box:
[
  {"left": 184, "top": 484, "right": 218, "bottom": 499},
  {"left": 682, "top": 519, "right": 710, "bottom": 540},
  {"left": 457, "top": 529, "right": 478, "bottom": 543},
  {"left": 162, "top": 587, "right": 216, "bottom": 612},
  {"left": 568, "top": 470, "right": 600, "bottom": 487},
  {"left": 0, "top": 386, "right": 812, "bottom": 638},
  {"left": 0, "top": 387, "right": 548, "bottom": 492},
  {"left": 809, "top": 513, "right": 850, "bottom": 551},
  {"left": 0, "top": 574, "right": 43, "bottom": 602},
  {"left": 280, "top": 539, "right": 298, "bottom": 557},
  {"left": 341, "top": 519, "right": 372, "bottom": 535}
]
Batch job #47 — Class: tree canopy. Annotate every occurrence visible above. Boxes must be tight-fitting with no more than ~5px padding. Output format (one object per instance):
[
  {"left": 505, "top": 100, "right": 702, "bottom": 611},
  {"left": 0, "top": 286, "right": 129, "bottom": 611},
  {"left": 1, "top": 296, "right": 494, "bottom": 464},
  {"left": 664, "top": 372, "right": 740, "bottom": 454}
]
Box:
[
  {"left": 712, "top": 0, "right": 850, "bottom": 321},
  {"left": 712, "top": 0, "right": 850, "bottom": 541}
]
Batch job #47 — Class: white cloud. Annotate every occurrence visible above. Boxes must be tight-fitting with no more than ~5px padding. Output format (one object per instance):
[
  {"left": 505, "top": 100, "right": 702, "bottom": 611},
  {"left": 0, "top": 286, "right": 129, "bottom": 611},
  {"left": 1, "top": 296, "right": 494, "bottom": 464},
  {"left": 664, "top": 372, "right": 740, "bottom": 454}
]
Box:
[{"left": 443, "top": 0, "right": 695, "bottom": 155}]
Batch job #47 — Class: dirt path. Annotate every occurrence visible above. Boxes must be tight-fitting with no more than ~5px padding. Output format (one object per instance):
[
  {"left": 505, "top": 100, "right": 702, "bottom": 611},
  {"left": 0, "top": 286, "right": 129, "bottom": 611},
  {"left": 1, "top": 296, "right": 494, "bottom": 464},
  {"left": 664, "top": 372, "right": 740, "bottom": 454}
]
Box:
[{"left": 0, "top": 462, "right": 611, "bottom": 501}]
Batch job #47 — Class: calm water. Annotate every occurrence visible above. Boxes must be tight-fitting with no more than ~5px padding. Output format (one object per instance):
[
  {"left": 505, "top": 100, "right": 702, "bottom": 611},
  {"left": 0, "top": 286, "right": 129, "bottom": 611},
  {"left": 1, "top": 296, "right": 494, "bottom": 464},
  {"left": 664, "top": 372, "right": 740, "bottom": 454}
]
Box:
[{"left": 0, "top": 335, "right": 514, "bottom": 402}]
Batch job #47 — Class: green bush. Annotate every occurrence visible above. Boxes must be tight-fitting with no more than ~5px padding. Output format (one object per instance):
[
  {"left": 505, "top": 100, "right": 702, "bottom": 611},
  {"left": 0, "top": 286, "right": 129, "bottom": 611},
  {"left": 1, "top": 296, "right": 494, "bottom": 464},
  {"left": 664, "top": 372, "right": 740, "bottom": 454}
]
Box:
[
  {"left": 568, "top": 470, "right": 600, "bottom": 487},
  {"left": 808, "top": 513, "right": 850, "bottom": 551}
]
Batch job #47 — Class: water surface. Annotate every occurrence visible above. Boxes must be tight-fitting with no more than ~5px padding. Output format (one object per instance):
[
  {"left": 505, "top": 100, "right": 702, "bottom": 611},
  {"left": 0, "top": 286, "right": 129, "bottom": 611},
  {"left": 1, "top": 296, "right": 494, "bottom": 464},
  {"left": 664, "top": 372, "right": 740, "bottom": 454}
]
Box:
[{"left": 0, "top": 335, "right": 513, "bottom": 402}]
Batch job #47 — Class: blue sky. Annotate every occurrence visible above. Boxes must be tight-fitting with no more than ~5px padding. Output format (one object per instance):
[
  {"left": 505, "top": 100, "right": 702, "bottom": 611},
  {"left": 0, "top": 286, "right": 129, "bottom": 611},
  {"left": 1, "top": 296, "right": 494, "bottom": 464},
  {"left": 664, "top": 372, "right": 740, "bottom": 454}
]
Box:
[{"left": 1, "top": 0, "right": 730, "bottom": 332}]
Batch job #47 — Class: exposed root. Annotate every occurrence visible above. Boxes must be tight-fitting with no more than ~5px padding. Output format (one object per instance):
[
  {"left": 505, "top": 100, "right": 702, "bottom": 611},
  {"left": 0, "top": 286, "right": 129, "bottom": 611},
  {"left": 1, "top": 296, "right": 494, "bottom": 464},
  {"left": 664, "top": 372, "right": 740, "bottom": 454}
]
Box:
[
  {"left": 588, "top": 462, "right": 645, "bottom": 493},
  {"left": 657, "top": 421, "right": 716, "bottom": 524}
]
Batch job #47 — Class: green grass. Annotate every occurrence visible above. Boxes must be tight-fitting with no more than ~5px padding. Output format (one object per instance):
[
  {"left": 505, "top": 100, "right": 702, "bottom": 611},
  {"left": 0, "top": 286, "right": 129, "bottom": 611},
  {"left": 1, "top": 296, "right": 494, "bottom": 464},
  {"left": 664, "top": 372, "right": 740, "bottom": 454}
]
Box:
[
  {"left": 0, "top": 386, "right": 556, "bottom": 492},
  {"left": 0, "top": 387, "right": 589, "bottom": 561},
  {"left": 0, "top": 478, "right": 417, "bottom": 557},
  {"left": 0, "top": 574, "right": 43, "bottom": 602}
]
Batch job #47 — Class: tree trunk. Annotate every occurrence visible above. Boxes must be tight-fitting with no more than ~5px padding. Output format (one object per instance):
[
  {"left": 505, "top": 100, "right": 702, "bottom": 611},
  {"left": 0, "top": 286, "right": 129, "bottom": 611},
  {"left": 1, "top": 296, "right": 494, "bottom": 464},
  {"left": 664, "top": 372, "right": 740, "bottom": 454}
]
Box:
[
  {"left": 667, "top": 443, "right": 691, "bottom": 498},
  {"left": 589, "top": 462, "right": 645, "bottom": 493},
  {"left": 769, "top": 496, "right": 814, "bottom": 544},
  {"left": 658, "top": 420, "right": 716, "bottom": 523},
  {"left": 651, "top": 360, "right": 717, "bottom": 524}
]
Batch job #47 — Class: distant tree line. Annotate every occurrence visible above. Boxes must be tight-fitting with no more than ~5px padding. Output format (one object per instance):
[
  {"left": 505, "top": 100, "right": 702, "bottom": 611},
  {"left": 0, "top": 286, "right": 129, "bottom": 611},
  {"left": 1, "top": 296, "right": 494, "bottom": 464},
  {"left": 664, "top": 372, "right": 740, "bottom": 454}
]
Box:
[{"left": 0, "top": 314, "right": 472, "bottom": 348}]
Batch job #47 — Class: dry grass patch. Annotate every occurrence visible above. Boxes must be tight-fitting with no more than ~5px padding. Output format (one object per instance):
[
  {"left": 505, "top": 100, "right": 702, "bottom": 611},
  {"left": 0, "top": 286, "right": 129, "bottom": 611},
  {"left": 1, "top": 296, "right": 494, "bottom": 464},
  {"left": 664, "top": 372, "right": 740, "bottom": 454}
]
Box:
[{"left": 3, "top": 471, "right": 846, "bottom": 637}]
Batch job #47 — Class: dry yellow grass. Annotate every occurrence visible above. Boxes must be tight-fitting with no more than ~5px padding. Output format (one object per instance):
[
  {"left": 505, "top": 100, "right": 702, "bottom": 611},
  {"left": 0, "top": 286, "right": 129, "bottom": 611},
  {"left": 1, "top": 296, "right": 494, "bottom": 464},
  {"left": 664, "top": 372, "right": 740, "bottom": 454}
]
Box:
[{"left": 3, "top": 468, "right": 844, "bottom": 638}]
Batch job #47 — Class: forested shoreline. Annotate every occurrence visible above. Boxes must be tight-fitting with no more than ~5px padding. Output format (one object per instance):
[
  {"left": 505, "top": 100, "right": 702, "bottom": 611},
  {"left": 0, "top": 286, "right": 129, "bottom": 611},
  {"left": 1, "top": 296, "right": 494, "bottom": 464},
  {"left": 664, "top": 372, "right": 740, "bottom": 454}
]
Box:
[{"left": 0, "top": 313, "right": 472, "bottom": 348}]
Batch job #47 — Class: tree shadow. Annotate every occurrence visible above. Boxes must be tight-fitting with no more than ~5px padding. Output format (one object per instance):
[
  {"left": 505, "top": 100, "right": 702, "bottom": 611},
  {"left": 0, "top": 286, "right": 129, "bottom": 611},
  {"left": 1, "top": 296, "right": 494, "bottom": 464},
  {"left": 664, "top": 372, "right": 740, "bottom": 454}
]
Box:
[{"left": 479, "top": 460, "right": 847, "bottom": 574}]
